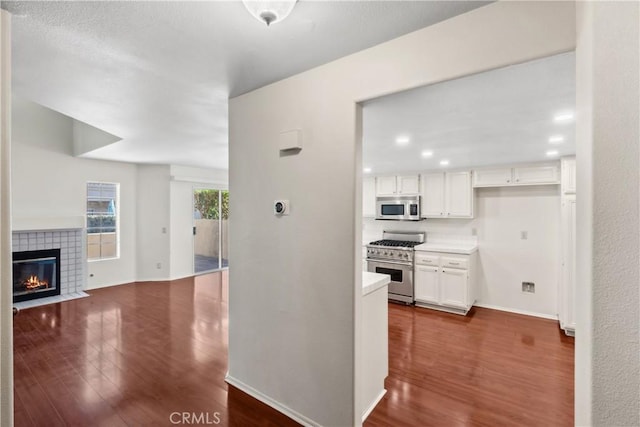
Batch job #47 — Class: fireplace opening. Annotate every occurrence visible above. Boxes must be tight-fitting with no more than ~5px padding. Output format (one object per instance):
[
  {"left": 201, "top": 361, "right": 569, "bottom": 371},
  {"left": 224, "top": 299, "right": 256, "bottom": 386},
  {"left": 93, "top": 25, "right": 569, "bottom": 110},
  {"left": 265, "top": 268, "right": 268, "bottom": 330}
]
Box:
[{"left": 13, "top": 249, "right": 61, "bottom": 303}]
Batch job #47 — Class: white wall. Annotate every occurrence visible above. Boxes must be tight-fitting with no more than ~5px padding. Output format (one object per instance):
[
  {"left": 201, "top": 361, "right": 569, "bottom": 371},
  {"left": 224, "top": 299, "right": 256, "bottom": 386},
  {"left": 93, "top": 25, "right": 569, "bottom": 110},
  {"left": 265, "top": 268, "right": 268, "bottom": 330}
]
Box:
[
  {"left": 11, "top": 98, "right": 138, "bottom": 289},
  {"left": 228, "top": 2, "right": 575, "bottom": 425},
  {"left": 574, "top": 3, "right": 593, "bottom": 424},
  {"left": 136, "top": 164, "right": 170, "bottom": 281},
  {"left": 0, "top": 9, "right": 12, "bottom": 426},
  {"left": 576, "top": 2, "right": 640, "bottom": 425},
  {"left": 364, "top": 185, "right": 561, "bottom": 318}
]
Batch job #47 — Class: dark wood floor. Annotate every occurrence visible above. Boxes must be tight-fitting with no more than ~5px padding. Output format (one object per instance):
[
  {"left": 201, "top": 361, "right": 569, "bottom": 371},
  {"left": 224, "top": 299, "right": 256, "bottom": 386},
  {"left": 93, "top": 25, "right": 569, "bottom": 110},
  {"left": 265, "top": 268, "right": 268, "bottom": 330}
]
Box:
[
  {"left": 13, "top": 274, "right": 573, "bottom": 426},
  {"left": 13, "top": 272, "right": 297, "bottom": 427},
  {"left": 365, "top": 305, "right": 574, "bottom": 427}
]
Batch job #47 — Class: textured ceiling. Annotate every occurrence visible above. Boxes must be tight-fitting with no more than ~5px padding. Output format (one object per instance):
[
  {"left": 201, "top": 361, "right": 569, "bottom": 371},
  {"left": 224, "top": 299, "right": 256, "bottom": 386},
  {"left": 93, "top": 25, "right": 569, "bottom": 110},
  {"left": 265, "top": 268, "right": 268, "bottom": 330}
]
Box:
[
  {"left": 3, "top": 1, "right": 490, "bottom": 169},
  {"left": 362, "top": 51, "right": 576, "bottom": 174}
]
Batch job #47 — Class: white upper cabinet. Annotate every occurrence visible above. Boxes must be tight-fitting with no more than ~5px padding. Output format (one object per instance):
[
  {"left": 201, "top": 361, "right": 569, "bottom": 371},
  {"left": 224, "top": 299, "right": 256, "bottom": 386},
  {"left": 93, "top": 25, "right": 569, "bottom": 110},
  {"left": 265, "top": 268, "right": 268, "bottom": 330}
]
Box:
[
  {"left": 473, "top": 168, "right": 512, "bottom": 187},
  {"left": 513, "top": 165, "right": 559, "bottom": 185},
  {"left": 421, "top": 171, "right": 473, "bottom": 218},
  {"left": 397, "top": 175, "right": 420, "bottom": 194},
  {"left": 362, "top": 177, "right": 376, "bottom": 217},
  {"left": 375, "top": 175, "right": 420, "bottom": 196},
  {"left": 473, "top": 163, "right": 559, "bottom": 187},
  {"left": 561, "top": 157, "right": 576, "bottom": 195},
  {"left": 446, "top": 172, "right": 473, "bottom": 217},
  {"left": 421, "top": 173, "right": 445, "bottom": 217},
  {"left": 376, "top": 176, "right": 397, "bottom": 196}
]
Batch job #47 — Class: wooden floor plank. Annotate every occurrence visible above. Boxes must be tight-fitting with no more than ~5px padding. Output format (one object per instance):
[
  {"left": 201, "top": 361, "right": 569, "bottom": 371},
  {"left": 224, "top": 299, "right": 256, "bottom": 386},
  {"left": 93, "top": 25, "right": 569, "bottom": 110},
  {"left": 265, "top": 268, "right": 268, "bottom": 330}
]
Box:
[
  {"left": 365, "top": 305, "right": 574, "bottom": 427},
  {"left": 14, "top": 271, "right": 573, "bottom": 426}
]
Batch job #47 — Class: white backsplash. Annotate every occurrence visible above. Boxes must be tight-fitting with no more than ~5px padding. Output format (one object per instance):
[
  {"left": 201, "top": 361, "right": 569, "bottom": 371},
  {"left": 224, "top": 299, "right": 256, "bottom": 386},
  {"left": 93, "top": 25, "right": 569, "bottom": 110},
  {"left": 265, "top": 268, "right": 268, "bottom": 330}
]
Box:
[{"left": 362, "top": 217, "right": 478, "bottom": 246}]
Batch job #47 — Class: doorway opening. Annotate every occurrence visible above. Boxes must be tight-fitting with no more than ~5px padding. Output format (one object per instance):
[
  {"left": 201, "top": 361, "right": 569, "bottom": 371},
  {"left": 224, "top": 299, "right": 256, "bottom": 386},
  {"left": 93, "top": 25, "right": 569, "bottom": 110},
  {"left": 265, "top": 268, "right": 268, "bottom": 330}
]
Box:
[{"left": 193, "top": 188, "right": 229, "bottom": 274}]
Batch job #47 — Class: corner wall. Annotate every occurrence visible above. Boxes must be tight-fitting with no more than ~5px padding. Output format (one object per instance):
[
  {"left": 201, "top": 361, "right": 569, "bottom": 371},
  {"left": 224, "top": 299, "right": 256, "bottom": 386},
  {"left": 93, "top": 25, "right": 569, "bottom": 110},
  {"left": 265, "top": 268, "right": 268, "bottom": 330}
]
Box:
[
  {"left": 11, "top": 98, "right": 138, "bottom": 289},
  {"left": 228, "top": 2, "right": 575, "bottom": 425},
  {"left": 576, "top": 2, "right": 640, "bottom": 424},
  {"left": 136, "top": 164, "right": 171, "bottom": 281},
  {"left": 0, "top": 9, "right": 12, "bottom": 426}
]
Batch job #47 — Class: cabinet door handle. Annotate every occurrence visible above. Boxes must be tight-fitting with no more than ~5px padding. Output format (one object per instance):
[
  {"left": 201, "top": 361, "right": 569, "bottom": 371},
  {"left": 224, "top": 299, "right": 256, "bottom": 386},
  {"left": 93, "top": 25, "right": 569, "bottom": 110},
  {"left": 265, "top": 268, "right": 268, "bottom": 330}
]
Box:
[{"left": 450, "top": 262, "right": 460, "bottom": 265}]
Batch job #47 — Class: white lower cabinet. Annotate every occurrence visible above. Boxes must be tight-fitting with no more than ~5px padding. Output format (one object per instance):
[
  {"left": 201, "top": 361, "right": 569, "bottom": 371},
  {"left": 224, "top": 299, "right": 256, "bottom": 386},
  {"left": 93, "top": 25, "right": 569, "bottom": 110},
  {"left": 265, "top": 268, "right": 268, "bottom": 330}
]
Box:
[
  {"left": 414, "top": 265, "right": 439, "bottom": 304},
  {"left": 414, "top": 251, "right": 476, "bottom": 315},
  {"left": 440, "top": 268, "right": 468, "bottom": 309}
]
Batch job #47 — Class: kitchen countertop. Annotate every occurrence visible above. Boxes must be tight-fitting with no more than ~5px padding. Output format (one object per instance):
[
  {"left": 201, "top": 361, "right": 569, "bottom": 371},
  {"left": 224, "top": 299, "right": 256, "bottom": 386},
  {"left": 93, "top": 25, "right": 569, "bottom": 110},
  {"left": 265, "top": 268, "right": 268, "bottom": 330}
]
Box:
[
  {"left": 414, "top": 242, "right": 478, "bottom": 255},
  {"left": 362, "top": 272, "right": 390, "bottom": 296}
]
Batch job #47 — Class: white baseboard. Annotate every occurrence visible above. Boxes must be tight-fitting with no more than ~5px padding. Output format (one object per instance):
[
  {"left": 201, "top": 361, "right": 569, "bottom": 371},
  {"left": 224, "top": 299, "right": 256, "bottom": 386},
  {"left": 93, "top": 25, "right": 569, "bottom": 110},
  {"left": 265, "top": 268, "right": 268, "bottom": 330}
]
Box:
[
  {"left": 224, "top": 374, "right": 320, "bottom": 427},
  {"left": 85, "top": 280, "right": 134, "bottom": 290},
  {"left": 474, "top": 303, "right": 559, "bottom": 321},
  {"left": 362, "top": 389, "right": 386, "bottom": 422},
  {"left": 86, "top": 272, "right": 216, "bottom": 291}
]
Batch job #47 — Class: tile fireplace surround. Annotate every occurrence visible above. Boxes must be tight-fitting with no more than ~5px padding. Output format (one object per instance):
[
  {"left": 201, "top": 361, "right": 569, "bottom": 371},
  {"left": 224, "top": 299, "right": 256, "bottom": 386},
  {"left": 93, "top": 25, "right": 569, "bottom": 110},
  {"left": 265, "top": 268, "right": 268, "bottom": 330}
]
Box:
[{"left": 12, "top": 217, "right": 87, "bottom": 308}]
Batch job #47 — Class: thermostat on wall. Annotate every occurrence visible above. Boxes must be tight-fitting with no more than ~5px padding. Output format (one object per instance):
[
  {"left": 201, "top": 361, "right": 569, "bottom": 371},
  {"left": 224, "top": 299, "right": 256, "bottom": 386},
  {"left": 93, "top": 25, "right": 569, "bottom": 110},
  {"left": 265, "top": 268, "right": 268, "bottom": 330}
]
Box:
[{"left": 274, "top": 200, "right": 290, "bottom": 215}]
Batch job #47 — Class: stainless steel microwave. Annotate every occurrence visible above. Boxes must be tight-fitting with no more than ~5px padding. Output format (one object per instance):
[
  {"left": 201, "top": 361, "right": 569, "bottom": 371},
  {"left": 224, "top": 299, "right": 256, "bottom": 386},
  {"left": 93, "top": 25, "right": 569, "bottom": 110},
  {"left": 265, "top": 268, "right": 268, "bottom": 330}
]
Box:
[{"left": 375, "top": 195, "right": 421, "bottom": 221}]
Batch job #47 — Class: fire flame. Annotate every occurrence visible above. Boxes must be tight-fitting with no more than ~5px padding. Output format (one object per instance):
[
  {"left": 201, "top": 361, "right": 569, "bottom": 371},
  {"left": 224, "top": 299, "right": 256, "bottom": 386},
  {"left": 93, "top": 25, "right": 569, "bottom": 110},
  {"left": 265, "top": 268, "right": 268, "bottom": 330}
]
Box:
[{"left": 24, "top": 275, "right": 48, "bottom": 290}]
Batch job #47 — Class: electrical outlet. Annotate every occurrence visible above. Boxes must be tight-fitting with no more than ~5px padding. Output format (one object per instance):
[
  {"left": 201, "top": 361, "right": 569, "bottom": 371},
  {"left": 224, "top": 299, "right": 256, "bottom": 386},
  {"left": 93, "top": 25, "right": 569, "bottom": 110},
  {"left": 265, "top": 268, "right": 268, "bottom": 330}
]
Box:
[
  {"left": 521, "top": 231, "right": 528, "bottom": 240},
  {"left": 156, "top": 262, "right": 162, "bottom": 269},
  {"left": 471, "top": 228, "right": 477, "bottom": 236},
  {"left": 522, "top": 281, "right": 535, "bottom": 293}
]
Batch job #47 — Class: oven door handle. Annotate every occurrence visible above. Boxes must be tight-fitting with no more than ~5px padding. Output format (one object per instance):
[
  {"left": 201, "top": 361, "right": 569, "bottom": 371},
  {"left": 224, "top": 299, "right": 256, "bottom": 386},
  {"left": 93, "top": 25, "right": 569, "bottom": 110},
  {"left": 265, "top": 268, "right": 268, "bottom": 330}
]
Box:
[{"left": 367, "top": 259, "right": 412, "bottom": 267}]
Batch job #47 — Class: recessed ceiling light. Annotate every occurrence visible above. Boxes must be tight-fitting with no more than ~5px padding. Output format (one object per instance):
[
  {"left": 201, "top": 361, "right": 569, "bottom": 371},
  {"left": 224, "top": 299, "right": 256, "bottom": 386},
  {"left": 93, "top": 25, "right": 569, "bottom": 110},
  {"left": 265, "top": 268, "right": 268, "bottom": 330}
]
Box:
[
  {"left": 421, "top": 150, "right": 433, "bottom": 158},
  {"left": 363, "top": 167, "right": 372, "bottom": 173},
  {"left": 395, "top": 136, "right": 410, "bottom": 146},
  {"left": 548, "top": 135, "right": 565, "bottom": 144},
  {"left": 439, "top": 160, "right": 450, "bottom": 166},
  {"left": 554, "top": 112, "right": 574, "bottom": 122},
  {"left": 546, "top": 150, "right": 559, "bottom": 157}
]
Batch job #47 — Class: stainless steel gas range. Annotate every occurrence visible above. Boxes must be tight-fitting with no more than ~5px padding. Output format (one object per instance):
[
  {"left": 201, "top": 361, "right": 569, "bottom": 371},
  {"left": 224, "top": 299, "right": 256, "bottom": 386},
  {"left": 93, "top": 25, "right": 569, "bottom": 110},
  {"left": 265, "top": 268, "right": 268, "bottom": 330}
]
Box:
[{"left": 366, "top": 230, "right": 425, "bottom": 304}]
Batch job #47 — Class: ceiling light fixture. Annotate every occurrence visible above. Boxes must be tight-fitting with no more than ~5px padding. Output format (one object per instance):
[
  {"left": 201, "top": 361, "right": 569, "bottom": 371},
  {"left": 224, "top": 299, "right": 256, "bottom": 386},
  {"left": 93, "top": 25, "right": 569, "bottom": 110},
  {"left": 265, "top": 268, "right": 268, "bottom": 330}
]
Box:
[
  {"left": 439, "top": 160, "right": 450, "bottom": 166},
  {"left": 548, "top": 135, "right": 565, "bottom": 144},
  {"left": 363, "top": 167, "right": 372, "bottom": 173},
  {"left": 242, "top": 0, "right": 297, "bottom": 26},
  {"left": 553, "top": 112, "right": 574, "bottom": 122},
  {"left": 546, "top": 150, "right": 559, "bottom": 157},
  {"left": 421, "top": 150, "right": 433, "bottom": 158},
  {"left": 395, "top": 136, "right": 410, "bottom": 146}
]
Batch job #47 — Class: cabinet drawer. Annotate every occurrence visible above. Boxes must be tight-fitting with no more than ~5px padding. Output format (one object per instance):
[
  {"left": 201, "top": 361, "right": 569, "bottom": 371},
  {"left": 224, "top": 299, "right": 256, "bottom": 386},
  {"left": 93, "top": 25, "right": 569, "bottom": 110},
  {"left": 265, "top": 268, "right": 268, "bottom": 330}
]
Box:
[
  {"left": 415, "top": 254, "right": 439, "bottom": 266},
  {"left": 441, "top": 257, "right": 468, "bottom": 269},
  {"left": 513, "top": 165, "right": 559, "bottom": 184}
]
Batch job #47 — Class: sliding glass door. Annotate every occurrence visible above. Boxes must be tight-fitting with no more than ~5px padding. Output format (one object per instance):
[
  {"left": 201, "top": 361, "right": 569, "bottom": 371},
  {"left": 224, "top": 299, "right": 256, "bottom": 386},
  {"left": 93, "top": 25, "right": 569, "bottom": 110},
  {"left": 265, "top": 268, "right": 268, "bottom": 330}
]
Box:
[{"left": 193, "top": 188, "right": 229, "bottom": 274}]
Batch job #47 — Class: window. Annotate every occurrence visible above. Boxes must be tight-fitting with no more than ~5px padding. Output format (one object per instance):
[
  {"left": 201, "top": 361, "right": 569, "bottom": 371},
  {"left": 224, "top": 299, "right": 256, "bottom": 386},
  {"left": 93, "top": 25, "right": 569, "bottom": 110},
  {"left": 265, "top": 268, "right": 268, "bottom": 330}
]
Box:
[{"left": 86, "top": 182, "right": 119, "bottom": 260}]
